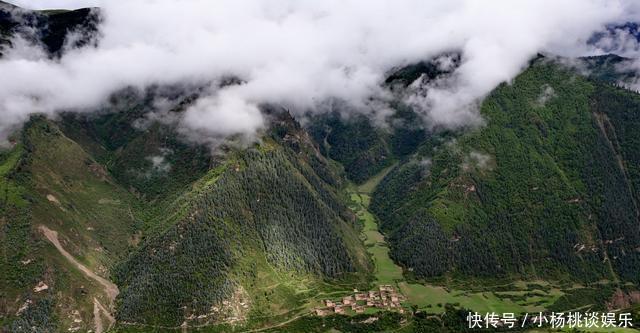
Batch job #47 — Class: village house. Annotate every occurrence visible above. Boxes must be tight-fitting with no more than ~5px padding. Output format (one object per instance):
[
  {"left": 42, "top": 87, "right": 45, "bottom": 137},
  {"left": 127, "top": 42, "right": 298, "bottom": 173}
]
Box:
[
  {"left": 315, "top": 308, "right": 329, "bottom": 316},
  {"left": 380, "top": 285, "right": 394, "bottom": 292},
  {"left": 318, "top": 285, "right": 405, "bottom": 316}
]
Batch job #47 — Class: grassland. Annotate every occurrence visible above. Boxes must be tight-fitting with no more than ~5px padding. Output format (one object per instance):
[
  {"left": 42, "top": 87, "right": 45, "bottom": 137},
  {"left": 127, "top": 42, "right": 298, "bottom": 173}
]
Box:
[
  {"left": 356, "top": 162, "right": 398, "bottom": 195},
  {"left": 0, "top": 144, "right": 27, "bottom": 207},
  {"left": 397, "top": 282, "right": 565, "bottom": 314},
  {"left": 350, "top": 192, "right": 403, "bottom": 284}
]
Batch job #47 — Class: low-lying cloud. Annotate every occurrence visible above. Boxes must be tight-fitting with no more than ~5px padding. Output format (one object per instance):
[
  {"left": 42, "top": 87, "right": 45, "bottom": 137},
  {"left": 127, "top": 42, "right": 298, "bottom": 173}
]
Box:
[{"left": 1, "top": 0, "right": 640, "bottom": 145}]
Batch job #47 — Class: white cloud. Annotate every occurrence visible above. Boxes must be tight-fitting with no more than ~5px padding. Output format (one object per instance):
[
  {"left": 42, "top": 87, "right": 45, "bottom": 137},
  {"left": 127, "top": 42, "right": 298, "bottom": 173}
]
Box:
[
  {"left": 0, "top": 0, "right": 638, "bottom": 145},
  {"left": 180, "top": 87, "right": 265, "bottom": 144},
  {"left": 146, "top": 148, "right": 172, "bottom": 176},
  {"left": 536, "top": 84, "right": 557, "bottom": 107},
  {"left": 8, "top": 0, "right": 100, "bottom": 10}
]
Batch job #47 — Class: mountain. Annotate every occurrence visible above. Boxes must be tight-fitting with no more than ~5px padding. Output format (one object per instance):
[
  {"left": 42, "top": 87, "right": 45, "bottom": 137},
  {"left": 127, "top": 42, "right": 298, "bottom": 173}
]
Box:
[
  {"left": 2, "top": 3, "right": 640, "bottom": 333},
  {"left": 0, "top": 2, "right": 98, "bottom": 57},
  {"left": 103, "top": 107, "right": 371, "bottom": 327},
  {"left": 371, "top": 60, "right": 640, "bottom": 283},
  {"left": 1, "top": 91, "right": 372, "bottom": 331},
  {"left": 588, "top": 22, "right": 640, "bottom": 53},
  {"left": 1, "top": 116, "right": 140, "bottom": 332}
]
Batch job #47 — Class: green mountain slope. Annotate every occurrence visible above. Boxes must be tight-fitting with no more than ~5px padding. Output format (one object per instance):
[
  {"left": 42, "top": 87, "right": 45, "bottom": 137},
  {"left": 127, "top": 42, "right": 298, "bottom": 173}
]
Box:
[
  {"left": 112, "top": 117, "right": 371, "bottom": 327},
  {"left": 2, "top": 4, "right": 640, "bottom": 329},
  {"left": 1, "top": 117, "right": 140, "bottom": 332},
  {"left": 306, "top": 107, "right": 426, "bottom": 184},
  {"left": 58, "top": 90, "right": 211, "bottom": 201},
  {"left": 307, "top": 112, "right": 393, "bottom": 183},
  {"left": 370, "top": 61, "right": 640, "bottom": 284},
  {"left": 1, "top": 107, "right": 372, "bottom": 331}
]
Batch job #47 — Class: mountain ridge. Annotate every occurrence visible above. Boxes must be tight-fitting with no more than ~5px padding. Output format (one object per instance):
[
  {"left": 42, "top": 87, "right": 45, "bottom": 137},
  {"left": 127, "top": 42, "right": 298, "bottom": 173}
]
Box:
[{"left": 1, "top": 3, "right": 640, "bottom": 331}]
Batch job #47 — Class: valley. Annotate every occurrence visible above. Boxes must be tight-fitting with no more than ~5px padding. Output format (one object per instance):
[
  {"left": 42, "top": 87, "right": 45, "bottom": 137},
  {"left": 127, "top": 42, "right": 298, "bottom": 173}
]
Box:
[
  {"left": 349, "top": 167, "right": 563, "bottom": 315},
  {"left": 342, "top": 166, "right": 638, "bottom": 333},
  {"left": 4, "top": 71, "right": 639, "bottom": 332},
  {"left": 1, "top": 3, "right": 640, "bottom": 330}
]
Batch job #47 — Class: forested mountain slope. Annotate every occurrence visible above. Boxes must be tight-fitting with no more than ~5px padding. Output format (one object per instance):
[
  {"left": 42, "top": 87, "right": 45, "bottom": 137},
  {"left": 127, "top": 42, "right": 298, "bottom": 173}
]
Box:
[
  {"left": 2, "top": 3, "right": 640, "bottom": 331},
  {"left": 106, "top": 110, "right": 371, "bottom": 327},
  {"left": 370, "top": 61, "right": 640, "bottom": 283},
  {"left": 0, "top": 5, "right": 371, "bottom": 331},
  {"left": 305, "top": 57, "right": 449, "bottom": 184},
  {"left": 0, "top": 92, "right": 371, "bottom": 331}
]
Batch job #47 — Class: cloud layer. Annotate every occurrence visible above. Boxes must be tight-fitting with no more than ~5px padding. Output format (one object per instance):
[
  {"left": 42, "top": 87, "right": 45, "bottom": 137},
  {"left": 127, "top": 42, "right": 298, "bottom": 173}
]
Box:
[
  {"left": 10, "top": 0, "right": 99, "bottom": 10},
  {"left": 1, "top": 0, "right": 639, "bottom": 144}
]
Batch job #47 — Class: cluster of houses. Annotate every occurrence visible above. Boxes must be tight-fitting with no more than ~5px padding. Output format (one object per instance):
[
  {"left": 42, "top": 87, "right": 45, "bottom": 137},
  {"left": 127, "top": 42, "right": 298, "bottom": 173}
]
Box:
[{"left": 314, "top": 285, "right": 405, "bottom": 316}]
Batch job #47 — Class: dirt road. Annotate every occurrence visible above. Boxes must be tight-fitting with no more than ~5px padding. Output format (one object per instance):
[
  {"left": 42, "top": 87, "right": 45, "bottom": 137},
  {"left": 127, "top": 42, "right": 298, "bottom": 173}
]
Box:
[{"left": 39, "top": 225, "right": 119, "bottom": 333}]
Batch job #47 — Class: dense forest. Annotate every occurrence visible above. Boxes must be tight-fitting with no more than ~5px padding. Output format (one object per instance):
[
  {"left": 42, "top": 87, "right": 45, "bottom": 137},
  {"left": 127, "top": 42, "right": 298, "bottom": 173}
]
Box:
[
  {"left": 2, "top": 4, "right": 640, "bottom": 330},
  {"left": 370, "top": 61, "right": 640, "bottom": 283},
  {"left": 113, "top": 124, "right": 370, "bottom": 325}
]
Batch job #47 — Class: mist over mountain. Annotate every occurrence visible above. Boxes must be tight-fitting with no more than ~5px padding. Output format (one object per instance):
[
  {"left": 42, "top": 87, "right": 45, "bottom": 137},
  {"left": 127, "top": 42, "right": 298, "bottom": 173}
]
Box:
[
  {"left": 1, "top": 0, "right": 639, "bottom": 146},
  {"left": 2, "top": 1, "right": 640, "bottom": 333}
]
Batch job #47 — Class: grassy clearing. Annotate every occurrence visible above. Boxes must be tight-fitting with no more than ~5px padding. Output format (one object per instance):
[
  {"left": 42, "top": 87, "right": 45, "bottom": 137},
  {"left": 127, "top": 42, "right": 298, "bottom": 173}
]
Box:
[
  {"left": 349, "top": 191, "right": 403, "bottom": 285},
  {"left": 397, "top": 282, "right": 564, "bottom": 314},
  {"left": 399, "top": 282, "right": 524, "bottom": 313},
  {"left": 357, "top": 162, "right": 398, "bottom": 194},
  {"left": 25, "top": 123, "right": 139, "bottom": 271},
  {"left": 0, "top": 144, "right": 21, "bottom": 177},
  {"left": 0, "top": 144, "right": 27, "bottom": 207}
]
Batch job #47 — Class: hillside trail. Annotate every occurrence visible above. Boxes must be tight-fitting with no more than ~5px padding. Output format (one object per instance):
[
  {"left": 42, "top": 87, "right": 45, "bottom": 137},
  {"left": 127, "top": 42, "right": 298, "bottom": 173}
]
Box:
[
  {"left": 38, "top": 225, "right": 119, "bottom": 333},
  {"left": 93, "top": 297, "right": 116, "bottom": 333}
]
